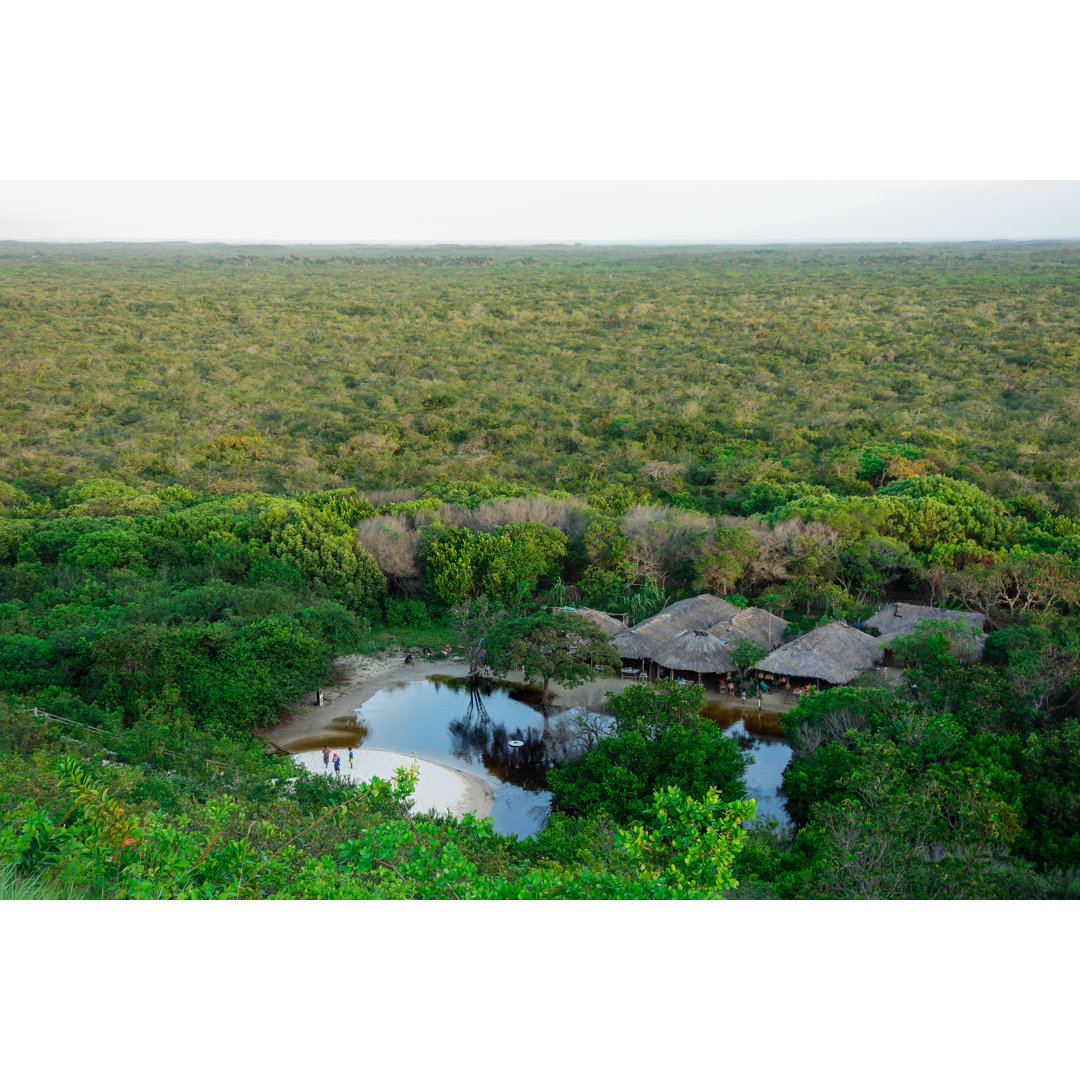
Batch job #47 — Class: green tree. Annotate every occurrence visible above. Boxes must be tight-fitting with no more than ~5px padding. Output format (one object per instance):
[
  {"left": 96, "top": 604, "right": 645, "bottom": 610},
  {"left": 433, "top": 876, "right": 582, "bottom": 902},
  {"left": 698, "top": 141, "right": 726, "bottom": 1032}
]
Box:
[
  {"left": 482, "top": 610, "right": 620, "bottom": 701},
  {"left": 731, "top": 637, "right": 768, "bottom": 689},
  {"left": 548, "top": 681, "right": 749, "bottom": 824},
  {"left": 423, "top": 522, "right": 567, "bottom": 608}
]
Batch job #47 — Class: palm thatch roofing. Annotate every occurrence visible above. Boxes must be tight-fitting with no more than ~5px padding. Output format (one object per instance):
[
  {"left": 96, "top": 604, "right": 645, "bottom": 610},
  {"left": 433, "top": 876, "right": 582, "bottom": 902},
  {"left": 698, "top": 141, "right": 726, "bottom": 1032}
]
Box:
[
  {"left": 614, "top": 612, "right": 686, "bottom": 660},
  {"left": 757, "top": 622, "right": 883, "bottom": 685},
  {"left": 709, "top": 607, "right": 789, "bottom": 651},
  {"left": 864, "top": 602, "right": 986, "bottom": 662},
  {"left": 652, "top": 629, "right": 737, "bottom": 674},
  {"left": 864, "top": 603, "right": 985, "bottom": 644},
  {"left": 554, "top": 606, "right": 625, "bottom": 636},
  {"left": 650, "top": 594, "right": 741, "bottom": 631}
]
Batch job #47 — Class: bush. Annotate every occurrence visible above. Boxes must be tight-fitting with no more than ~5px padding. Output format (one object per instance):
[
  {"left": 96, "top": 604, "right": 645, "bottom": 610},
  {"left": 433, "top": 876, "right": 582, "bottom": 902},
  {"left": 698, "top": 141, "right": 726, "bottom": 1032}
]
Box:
[{"left": 383, "top": 597, "right": 432, "bottom": 630}]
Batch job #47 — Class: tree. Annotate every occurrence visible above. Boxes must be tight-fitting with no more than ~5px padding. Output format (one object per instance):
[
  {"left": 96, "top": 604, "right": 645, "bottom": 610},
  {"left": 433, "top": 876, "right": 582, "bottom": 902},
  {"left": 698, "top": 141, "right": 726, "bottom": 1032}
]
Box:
[
  {"left": 617, "top": 787, "right": 757, "bottom": 897},
  {"left": 731, "top": 637, "right": 768, "bottom": 689},
  {"left": 548, "top": 680, "right": 750, "bottom": 824},
  {"left": 266, "top": 518, "right": 386, "bottom": 614},
  {"left": 450, "top": 595, "right": 504, "bottom": 673},
  {"left": 482, "top": 611, "right": 620, "bottom": 701},
  {"left": 607, "top": 680, "right": 711, "bottom": 738}
]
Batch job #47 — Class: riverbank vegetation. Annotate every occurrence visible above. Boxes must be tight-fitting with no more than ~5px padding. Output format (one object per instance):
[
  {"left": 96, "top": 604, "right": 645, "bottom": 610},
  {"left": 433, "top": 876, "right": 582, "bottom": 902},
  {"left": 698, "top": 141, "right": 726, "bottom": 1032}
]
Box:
[{"left": 1, "top": 242, "right": 1078, "bottom": 898}]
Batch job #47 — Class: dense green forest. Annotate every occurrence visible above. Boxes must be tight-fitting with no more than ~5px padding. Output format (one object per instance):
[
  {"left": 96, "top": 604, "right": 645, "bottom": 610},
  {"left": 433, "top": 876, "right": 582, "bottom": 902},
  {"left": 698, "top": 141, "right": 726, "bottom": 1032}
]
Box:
[
  {"left": 3, "top": 241, "right": 1079, "bottom": 511},
  {"left": 1, "top": 242, "right": 1078, "bottom": 899}
]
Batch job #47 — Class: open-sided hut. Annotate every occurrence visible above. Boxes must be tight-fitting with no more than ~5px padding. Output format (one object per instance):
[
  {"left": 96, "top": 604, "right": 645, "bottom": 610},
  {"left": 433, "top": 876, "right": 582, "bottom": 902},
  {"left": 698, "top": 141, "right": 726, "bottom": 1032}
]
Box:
[
  {"left": 757, "top": 622, "right": 883, "bottom": 687},
  {"left": 864, "top": 603, "right": 986, "bottom": 661},
  {"left": 652, "top": 629, "right": 737, "bottom": 683},
  {"left": 614, "top": 596, "right": 751, "bottom": 678},
  {"left": 613, "top": 612, "right": 686, "bottom": 677}
]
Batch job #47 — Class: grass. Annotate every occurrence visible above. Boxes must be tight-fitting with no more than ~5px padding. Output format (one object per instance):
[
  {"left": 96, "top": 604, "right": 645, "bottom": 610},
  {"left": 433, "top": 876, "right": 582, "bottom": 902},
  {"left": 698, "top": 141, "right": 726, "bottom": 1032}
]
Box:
[
  {"left": 362, "top": 616, "right": 457, "bottom": 656},
  {"left": 0, "top": 862, "right": 75, "bottom": 900}
]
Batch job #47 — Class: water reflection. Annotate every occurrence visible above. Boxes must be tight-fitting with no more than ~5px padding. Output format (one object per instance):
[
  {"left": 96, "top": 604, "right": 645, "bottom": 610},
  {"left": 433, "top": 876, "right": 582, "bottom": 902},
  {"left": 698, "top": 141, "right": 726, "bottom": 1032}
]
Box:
[
  {"left": 447, "top": 709, "right": 551, "bottom": 791},
  {"left": 342, "top": 675, "right": 791, "bottom": 837},
  {"left": 702, "top": 701, "right": 793, "bottom": 824}
]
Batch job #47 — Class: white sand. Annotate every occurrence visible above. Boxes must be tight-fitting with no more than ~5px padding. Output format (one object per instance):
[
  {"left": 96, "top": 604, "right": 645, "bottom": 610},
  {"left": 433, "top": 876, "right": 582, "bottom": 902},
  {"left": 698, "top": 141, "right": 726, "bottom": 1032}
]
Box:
[{"left": 294, "top": 746, "right": 494, "bottom": 820}]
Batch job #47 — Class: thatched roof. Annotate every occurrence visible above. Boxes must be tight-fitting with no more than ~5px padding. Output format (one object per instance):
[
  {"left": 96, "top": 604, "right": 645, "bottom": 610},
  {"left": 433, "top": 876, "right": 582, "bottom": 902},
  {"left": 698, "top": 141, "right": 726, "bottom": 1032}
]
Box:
[
  {"left": 757, "top": 622, "right": 883, "bottom": 685},
  {"left": 616, "top": 600, "right": 787, "bottom": 669},
  {"left": 864, "top": 602, "right": 986, "bottom": 662},
  {"left": 652, "top": 629, "right": 738, "bottom": 674},
  {"left": 614, "top": 612, "right": 685, "bottom": 660},
  {"left": 864, "top": 603, "right": 985, "bottom": 644},
  {"left": 554, "top": 606, "right": 625, "bottom": 636},
  {"left": 650, "top": 594, "right": 741, "bottom": 631},
  {"left": 709, "top": 607, "right": 789, "bottom": 651}
]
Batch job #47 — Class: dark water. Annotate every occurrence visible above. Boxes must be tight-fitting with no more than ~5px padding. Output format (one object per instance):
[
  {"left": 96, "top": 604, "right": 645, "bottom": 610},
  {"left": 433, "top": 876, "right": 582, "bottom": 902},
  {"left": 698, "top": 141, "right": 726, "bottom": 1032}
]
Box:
[
  {"left": 702, "top": 702, "right": 793, "bottom": 824},
  {"left": 327, "top": 676, "right": 792, "bottom": 839}
]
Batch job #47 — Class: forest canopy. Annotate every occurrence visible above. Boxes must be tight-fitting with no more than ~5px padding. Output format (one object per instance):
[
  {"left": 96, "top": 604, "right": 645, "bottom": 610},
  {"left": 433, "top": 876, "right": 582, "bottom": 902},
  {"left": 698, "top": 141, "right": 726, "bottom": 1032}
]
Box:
[
  {"left": 2, "top": 241, "right": 1079, "bottom": 901},
  {"left": 2, "top": 240, "right": 1078, "bottom": 513}
]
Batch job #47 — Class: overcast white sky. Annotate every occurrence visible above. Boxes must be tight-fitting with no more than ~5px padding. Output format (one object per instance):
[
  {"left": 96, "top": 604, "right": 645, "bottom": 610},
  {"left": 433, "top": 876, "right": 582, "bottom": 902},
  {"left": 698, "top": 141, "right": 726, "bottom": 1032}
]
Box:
[{"left": 2, "top": 1, "right": 1078, "bottom": 243}]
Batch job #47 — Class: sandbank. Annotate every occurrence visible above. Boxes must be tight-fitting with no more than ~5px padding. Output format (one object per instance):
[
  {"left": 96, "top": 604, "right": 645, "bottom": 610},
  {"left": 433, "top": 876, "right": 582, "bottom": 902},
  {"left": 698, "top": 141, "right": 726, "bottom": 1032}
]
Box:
[{"left": 294, "top": 746, "right": 494, "bottom": 820}]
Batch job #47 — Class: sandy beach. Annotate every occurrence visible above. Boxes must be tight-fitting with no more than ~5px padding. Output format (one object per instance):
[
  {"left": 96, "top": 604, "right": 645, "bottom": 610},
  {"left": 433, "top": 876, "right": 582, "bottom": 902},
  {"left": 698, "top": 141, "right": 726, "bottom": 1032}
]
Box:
[
  {"left": 293, "top": 745, "right": 495, "bottom": 820},
  {"left": 255, "top": 648, "right": 801, "bottom": 825},
  {"left": 256, "top": 649, "right": 494, "bottom": 819}
]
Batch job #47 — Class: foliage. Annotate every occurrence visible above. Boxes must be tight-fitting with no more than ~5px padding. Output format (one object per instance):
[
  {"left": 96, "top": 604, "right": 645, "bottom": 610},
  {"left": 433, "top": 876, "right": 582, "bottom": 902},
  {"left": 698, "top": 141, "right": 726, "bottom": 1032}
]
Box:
[
  {"left": 423, "top": 521, "right": 567, "bottom": 608},
  {"left": 4, "top": 242, "right": 1080, "bottom": 517},
  {"left": 548, "top": 681, "right": 749, "bottom": 823},
  {"left": 730, "top": 638, "right": 768, "bottom": 687},
  {"left": 4, "top": 241, "right": 1080, "bottom": 899},
  {"left": 482, "top": 611, "right": 620, "bottom": 700}
]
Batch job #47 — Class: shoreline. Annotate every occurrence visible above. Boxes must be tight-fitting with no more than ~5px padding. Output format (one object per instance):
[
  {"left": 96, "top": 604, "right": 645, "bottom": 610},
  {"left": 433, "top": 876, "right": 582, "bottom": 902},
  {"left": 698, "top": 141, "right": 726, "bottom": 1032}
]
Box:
[
  {"left": 253, "top": 650, "right": 799, "bottom": 823},
  {"left": 255, "top": 650, "right": 796, "bottom": 753},
  {"left": 292, "top": 745, "right": 495, "bottom": 821}
]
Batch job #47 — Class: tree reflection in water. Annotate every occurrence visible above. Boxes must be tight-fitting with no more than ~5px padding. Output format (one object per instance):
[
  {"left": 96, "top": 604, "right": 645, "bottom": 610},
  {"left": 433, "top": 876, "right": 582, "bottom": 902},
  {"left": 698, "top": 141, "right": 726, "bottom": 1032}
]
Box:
[{"left": 447, "top": 678, "right": 579, "bottom": 791}]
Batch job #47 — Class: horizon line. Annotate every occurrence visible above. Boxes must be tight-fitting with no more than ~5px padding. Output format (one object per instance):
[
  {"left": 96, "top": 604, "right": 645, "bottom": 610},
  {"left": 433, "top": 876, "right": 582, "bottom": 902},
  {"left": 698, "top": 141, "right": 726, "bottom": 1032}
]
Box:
[{"left": 4, "top": 235, "right": 1080, "bottom": 247}]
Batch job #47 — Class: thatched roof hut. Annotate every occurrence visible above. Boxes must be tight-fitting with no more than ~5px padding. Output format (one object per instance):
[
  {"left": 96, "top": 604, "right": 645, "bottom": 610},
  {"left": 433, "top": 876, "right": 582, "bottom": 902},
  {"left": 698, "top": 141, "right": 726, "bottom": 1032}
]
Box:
[
  {"left": 650, "top": 594, "right": 741, "bottom": 631},
  {"left": 614, "top": 612, "right": 685, "bottom": 660},
  {"left": 555, "top": 606, "right": 626, "bottom": 636},
  {"left": 757, "top": 622, "right": 883, "bottom": 686},
  {"left": 864, "top": 603, "right": 985, "bottom": 658},
  {"left": 652, "top": 629, "right": 737, "bottom": 676},
  {"left": 709, "top": 607, "right": 789, "bottom": 651}
]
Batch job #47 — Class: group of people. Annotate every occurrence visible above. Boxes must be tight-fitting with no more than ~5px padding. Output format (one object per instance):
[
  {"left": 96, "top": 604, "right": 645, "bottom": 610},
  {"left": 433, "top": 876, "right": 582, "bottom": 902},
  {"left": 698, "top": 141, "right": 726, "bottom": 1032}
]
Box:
[
  {"left": 322, "top": 744, "right": 354, "bottom": 776},
  {"left": 404, "top": 645, "right": 452, "bottom": 665}
]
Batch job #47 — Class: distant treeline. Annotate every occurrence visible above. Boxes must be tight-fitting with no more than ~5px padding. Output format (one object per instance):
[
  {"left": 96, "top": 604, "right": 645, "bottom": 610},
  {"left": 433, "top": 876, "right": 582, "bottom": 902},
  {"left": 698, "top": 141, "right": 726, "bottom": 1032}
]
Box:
[{"left": 2, "top": 242, "right": 1079, "bottom": 515}]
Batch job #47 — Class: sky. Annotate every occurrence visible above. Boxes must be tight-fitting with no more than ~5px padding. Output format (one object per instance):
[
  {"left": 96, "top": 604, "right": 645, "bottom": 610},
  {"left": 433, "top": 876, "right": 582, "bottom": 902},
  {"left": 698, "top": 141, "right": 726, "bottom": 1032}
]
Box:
[
  {"left": 3, "top": 179, "right": 1079, "bottom": 245},
  {"left": 3, "top": 2, "right": 1078, "bottom": 245}
]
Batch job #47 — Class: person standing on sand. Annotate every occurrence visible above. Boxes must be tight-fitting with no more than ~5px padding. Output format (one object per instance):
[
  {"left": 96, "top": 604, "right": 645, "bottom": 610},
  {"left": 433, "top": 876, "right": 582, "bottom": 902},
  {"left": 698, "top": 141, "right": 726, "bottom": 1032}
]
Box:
[
  {"left": 322, "top": 745, "right": 331, "bottom": 770},
  {"left": 333, "top": 752, "right": 341, "bottom": 776},
  {"left": 348, "top": 747, "right": 354, "bottom": 769}
]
